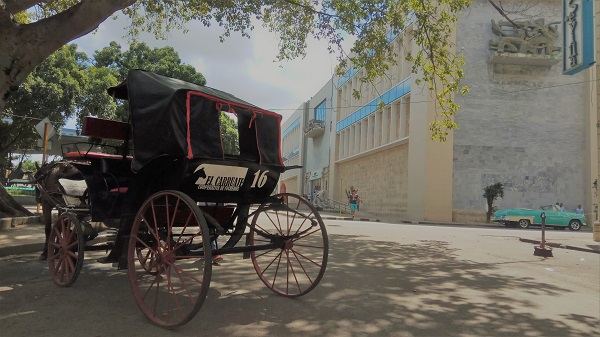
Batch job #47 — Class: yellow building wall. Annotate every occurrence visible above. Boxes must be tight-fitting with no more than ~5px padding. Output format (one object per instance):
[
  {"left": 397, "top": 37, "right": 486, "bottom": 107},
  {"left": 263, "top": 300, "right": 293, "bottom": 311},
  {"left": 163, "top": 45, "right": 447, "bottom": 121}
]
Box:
[
  {"left": 280, "top": 177, "right": 299, "bottom": 196},
  {"left": 337, "top": 143, "right": 409, "bottom": 219}
]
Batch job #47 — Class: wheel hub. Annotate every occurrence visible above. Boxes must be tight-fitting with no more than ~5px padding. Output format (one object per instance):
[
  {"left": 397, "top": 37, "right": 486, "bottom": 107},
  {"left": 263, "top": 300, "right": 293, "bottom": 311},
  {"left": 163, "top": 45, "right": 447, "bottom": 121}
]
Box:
[{"left": 157, "top": 248, "right": 175, "bottom": 266}]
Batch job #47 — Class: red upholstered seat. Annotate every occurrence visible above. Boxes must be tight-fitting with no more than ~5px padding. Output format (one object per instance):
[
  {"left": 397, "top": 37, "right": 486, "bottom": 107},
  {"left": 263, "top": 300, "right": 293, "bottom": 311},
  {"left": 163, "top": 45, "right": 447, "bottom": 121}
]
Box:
[
  {"left": 109, "top": 187, "right": 128, "bottom": 193},
  {"left": 65, "top": 152, "right": 132, "bottom": 160}
]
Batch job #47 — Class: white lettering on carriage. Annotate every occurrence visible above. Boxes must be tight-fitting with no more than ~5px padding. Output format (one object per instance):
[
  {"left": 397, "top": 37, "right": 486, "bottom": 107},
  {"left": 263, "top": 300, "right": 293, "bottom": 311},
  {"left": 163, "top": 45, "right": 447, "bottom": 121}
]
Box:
[{"left": 194, "top": 164, "right": 248, "bottom": 192}]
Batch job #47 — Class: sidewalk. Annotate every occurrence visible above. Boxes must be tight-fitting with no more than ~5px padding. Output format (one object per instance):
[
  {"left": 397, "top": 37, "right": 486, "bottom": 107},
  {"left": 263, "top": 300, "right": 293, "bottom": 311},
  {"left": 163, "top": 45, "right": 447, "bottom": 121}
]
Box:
[
  {"left": 1, "top": 207, "right": 598, "bottom": 258},
  {"left": 0, "top": 205, "right": 46, "bottom": 258}
]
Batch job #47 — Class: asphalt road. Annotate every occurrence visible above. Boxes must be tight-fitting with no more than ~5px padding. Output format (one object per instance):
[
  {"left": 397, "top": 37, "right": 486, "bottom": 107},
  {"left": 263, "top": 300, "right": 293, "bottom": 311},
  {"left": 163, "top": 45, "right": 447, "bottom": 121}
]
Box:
[{"left": 0, "top": 220, "right": 598, "bottom": 337}]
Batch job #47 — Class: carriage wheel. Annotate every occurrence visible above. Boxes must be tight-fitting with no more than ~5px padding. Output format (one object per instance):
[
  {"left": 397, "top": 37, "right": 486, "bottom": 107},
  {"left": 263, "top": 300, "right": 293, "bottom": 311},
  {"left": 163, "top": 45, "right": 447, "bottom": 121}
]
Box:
[
  {"left": 47, "top": 213, "right": 84, "bottom": 287},
  {"left": 128, "top": 190, "right": 212, "bottom": 329},
  {"left": 249, "top": 193, "right": 328, "bottom": 297}
]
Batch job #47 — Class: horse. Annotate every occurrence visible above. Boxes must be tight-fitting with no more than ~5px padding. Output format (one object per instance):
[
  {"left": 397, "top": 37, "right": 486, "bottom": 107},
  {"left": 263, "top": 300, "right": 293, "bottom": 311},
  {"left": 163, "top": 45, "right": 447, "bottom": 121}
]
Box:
[{"left": 33, "top": 161, "right": 93, "bottom": 260}]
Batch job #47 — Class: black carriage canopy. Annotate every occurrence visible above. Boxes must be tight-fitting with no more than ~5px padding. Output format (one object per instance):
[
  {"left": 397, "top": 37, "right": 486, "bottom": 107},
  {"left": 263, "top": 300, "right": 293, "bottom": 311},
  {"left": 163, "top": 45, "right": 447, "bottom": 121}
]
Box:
[{"left": 107, "top": 69, "right": 284, "bottom": 172}]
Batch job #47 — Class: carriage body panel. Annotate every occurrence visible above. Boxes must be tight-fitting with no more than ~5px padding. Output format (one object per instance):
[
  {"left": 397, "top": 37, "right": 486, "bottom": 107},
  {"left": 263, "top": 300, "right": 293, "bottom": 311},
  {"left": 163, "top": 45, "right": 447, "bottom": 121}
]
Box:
[{"left": 158, "top": 157, "right": 280, "bottom": 204}]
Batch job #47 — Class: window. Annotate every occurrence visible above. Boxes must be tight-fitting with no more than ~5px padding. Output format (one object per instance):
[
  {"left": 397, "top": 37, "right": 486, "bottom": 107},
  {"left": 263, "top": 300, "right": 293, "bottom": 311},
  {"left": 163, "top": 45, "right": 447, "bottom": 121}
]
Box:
[{"left": 314, "top": 100, "right": 326, "bottom": 121}]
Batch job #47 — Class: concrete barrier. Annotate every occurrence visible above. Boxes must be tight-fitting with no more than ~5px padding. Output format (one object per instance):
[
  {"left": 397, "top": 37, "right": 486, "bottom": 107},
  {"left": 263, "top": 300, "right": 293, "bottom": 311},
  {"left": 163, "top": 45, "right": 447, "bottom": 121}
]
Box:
[{"left": 0, "top": 218, "right": 11, "bottom": 230}]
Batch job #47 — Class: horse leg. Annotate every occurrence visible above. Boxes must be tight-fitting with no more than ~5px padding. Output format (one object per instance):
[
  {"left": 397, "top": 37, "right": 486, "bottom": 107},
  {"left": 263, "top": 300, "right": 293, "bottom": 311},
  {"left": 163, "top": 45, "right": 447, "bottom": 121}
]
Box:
[{"left": 39, "top": 199, "right": 53, "bottom": 260}]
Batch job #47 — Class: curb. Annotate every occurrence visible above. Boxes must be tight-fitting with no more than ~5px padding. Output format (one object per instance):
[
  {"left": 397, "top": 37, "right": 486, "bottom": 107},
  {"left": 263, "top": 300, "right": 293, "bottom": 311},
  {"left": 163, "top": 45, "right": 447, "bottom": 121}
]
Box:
[
  {"left": 0, "top": 216, "right": 42, "bottom": 231},
  {"left": 519, "top": 238, "right": 600, "bottom": 254},
  {"left": 0, "top": 243, "right": 45, "bottom": 258},
  {"left": 321, "top": 216, "right": 380, "bottom": 222}
]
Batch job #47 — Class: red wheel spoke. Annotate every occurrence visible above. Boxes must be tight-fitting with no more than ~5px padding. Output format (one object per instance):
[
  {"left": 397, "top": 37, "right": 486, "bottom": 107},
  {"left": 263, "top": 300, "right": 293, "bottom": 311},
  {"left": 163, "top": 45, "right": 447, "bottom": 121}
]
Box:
[
  {"left": 140, "top": 273, "right": 162, "bottom": 302},
  {"left": 172, "top": 230, "right": 202, "bottom": 253},
  {"left": 290, "top": 249, "right": 314, "bottom": 284},
  {"left": 292, "top": 228, "right": 323, "bottom": 242},
  {"left": 291, "top": 249, "right": 322, "bottom": 268},
  {"left": 285, "top": 250, "right": 304, "bottom": 294},
  {"left": 150, "top": 199, "right": 160, "bottom": 243},
  {"left": 293, "top": 243, "right": 324, "bottom": 249},
  {"left": 259, "top": 249, "right": 283, "bottom": 276},
  {"left": 265, "top": 212, "right": 283, "bottom": 235},
  {"left": 67, "top": 240, "right": 79, "bottom": 250},
  {"left": 254, "top": 248, "right": 278, "bottom": 259},
  {"left": 174, "top": 212, "right": 194, "bottom": 246},
  {"left": 167, "top": 197, "right": 180, "bottom": 246},
  {"left": 288, "top": 198, "right": 302, "bottom": 234},
  {"left": 60, "top": 257, "right": 67, "bottom": 282},
  {"left": 269, "top": 252, "right": 284, "bottom": 288},
  {"left": 170, "top": 264, "right": 199, "bottom": 306},
  {"left": 164, "top": 260, "right": 205, "bottom": 285},
  {"left": 134, "top": 234, "right": 157, "bottom": 252},
  {"left": 165, "top": 196, "right": 171, "bottom": 235},
  {"left": 66, "top": 254, "right": 76, "bottom": 274},
  {"left": 66, "top": 250, "right": 79, "bottom": 260}
]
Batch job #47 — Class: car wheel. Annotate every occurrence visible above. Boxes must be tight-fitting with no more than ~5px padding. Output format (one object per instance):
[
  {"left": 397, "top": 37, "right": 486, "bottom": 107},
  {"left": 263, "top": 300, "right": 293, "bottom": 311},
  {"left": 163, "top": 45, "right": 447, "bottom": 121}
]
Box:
[
  {"left": 518, "top": 219, "right": 530, "bottom": 229},
  {"left": 568, "top": 220, "right": 582, "bottom": 231}
]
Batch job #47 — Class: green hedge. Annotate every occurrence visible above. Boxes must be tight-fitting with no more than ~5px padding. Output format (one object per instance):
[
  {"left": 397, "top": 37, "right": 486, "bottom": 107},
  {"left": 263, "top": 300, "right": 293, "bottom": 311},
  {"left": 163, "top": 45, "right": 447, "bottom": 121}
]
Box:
[{"left": 5, "top": 186, "right": 36, "bottom": 196}]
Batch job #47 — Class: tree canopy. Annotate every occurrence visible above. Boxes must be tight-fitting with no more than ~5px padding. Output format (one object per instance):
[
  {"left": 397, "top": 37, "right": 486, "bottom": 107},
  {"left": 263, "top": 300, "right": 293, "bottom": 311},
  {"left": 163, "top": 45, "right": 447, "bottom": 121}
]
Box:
[
  {"left": 0, "top": 41, "right": 207, "bottom": 163},
  {"left": 0, "top": 44, "right": 87, "bottom": 163},
  {"left": 1, "top": 0, "right": 472, "bottom": 141}
]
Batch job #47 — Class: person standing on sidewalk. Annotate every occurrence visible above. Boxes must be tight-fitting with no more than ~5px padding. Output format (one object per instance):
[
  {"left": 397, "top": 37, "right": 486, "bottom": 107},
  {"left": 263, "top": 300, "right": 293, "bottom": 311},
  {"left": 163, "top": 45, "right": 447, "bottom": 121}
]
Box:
[{"left": 348, "top": 189, "right": 363, "bottom": 219}]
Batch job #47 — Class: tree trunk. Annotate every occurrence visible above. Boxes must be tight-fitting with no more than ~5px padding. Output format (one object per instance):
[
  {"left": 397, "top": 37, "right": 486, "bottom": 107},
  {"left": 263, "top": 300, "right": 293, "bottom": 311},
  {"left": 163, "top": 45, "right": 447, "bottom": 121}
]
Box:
[
  {"left": 486, "top": 198, "right": 493, "bottom": 223},
  {"left": 0, "top": 184, "right": 33, "bottom": 218},
  {"left": 0, "top": 0, "right": 136, "bottom": 110}
]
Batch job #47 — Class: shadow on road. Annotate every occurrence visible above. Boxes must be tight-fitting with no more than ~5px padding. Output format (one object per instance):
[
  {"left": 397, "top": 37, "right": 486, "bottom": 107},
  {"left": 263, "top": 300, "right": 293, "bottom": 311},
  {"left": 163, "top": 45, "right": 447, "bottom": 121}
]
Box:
[{"left": 1, "top": 234, "right": 597, "bottom": 337}]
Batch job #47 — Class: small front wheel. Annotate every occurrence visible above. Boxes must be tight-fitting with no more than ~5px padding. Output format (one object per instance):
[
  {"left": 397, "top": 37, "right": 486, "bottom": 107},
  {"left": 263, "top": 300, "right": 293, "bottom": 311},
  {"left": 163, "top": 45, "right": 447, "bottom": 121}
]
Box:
[
  {"left": 568, "top": 220, "right": 582, "bottom": 231},
  {"left": 249, "top": 193, "right": 328, "bottom": 297},
  {"left": 48, "top": 213, "right": 84, "bottom": 287}
]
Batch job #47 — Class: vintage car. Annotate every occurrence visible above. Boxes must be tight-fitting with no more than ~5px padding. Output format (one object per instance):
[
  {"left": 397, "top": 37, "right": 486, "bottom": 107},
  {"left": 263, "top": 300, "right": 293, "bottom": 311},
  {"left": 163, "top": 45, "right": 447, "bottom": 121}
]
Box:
[{"left": 493, "top": 205, "right": 586, "bottom": 231}]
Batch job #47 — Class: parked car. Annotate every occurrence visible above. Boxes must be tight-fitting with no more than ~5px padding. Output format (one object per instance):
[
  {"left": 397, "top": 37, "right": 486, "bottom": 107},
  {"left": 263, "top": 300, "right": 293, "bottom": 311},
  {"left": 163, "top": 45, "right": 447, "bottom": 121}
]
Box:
[{"left": 493, "top": 205, "right": 586, "bottom": 231}]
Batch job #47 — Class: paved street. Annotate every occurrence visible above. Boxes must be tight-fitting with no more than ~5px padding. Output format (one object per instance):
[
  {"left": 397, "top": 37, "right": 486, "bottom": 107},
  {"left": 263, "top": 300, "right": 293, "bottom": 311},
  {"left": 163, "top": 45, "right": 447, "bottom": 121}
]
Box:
[{"left": 0, "top": 220, "right": 598, "bottom": 337}]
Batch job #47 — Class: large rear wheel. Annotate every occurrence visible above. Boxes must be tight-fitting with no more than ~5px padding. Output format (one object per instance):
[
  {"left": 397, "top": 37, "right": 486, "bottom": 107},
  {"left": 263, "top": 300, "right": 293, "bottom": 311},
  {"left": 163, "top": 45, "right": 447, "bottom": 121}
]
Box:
[
  {"left": 128, "top": 190, "right": 212, "bottom": 329},
  {"left": 47, "top": 213, "right": 84, "bottom": 287},
  {"left": 248, "top": 193, "right": 328, "bottom": 297}
]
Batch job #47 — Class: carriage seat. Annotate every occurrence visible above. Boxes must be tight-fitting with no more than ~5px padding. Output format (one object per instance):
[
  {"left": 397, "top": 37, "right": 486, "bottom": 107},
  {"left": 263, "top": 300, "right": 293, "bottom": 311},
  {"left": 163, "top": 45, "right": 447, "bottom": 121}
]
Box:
[
  {"left": 65, "top": 151, "right": 132, "bottom": 160},
  {"left": 65, "top": 117, "right": 134, "bottom": 194},
  {"left": 65, "top": 116, "right": 132, "bottom": 161}
]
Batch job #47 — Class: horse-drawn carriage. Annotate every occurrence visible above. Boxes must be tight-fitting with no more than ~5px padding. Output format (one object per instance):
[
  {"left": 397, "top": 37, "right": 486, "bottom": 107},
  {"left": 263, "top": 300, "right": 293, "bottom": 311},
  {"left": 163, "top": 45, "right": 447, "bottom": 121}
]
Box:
[{"left": 35, "top": 70, "right": 328, "bottom": 328}]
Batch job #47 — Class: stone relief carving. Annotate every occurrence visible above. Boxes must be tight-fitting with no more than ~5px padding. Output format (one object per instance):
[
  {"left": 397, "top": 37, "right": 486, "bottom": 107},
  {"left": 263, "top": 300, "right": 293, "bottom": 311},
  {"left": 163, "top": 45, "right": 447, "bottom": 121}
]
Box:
[{"left": 489, "top": 18, "right": 561, "bottom": 56}]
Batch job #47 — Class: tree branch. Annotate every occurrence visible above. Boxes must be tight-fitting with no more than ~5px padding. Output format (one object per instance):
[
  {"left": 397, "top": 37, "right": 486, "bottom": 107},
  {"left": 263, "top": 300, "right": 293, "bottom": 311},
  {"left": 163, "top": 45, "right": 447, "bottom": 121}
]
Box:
[
  {"left": 14, "top": 0, "right": 134, "bottom": 72},
  {"left": 488, "top": 0, "right": 528, "bottom": 35},
  {"left": 4, "top": 0, "right": 46, "bottom": 15}
]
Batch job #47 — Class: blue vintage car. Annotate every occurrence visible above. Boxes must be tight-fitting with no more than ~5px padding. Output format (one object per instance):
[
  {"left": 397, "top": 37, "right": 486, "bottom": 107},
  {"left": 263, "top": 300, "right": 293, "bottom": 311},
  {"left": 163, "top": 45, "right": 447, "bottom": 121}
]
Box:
[{"left": 493, "top": 205, "right": 586, "bottom": 231}]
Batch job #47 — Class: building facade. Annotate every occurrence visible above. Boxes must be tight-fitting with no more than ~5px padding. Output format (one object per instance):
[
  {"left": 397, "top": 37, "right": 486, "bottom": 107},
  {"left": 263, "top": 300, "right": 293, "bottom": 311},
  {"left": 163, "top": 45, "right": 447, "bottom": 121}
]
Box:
[
  {"left": 282, "top": 0, "right": 598, "bottom": 225},
  {"left": 280, "top": 80, "right": 336, "bottom": 199}
]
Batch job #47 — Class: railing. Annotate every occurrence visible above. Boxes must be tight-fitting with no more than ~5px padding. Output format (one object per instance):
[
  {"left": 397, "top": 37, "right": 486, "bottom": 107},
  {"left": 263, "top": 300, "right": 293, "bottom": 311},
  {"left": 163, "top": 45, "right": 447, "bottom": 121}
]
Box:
[
  {"left": 315, "top": 196, "right": 351, "bottom": 214},
  {"left": 303, "top": 119, "right": 326, "bottom": 138}
]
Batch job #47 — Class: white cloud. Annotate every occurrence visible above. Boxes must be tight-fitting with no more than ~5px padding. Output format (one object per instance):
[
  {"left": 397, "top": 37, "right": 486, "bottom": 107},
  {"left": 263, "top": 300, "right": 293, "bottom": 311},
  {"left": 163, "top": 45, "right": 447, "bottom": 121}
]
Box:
[{"left": 74, "top": 14, "right": 353, "bottom": 123}]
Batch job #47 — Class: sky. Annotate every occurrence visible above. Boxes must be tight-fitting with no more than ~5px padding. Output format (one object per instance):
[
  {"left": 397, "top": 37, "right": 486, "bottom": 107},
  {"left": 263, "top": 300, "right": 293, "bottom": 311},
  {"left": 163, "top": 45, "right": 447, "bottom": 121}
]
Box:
[{"left": 73, "top": 13, "right": 354, "bottom": 124}]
